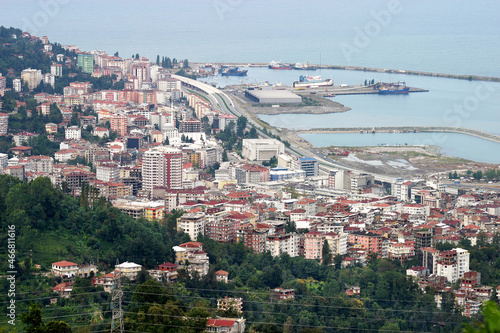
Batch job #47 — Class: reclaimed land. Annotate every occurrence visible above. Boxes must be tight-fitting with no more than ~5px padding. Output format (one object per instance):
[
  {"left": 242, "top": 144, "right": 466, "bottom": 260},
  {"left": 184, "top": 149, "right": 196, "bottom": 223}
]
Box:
[{"left": 298, "top": 126, "right": 500, "bottom": 144}]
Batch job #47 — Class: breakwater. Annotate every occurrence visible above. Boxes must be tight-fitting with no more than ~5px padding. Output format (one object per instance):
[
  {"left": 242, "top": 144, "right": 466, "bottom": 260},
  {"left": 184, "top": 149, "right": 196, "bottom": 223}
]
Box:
[
  {"left": 298, "top": 126, "right": 500, "bottom": 144},
  {"left": 219, "top": 63, "right": 500, "bottom": 83}
]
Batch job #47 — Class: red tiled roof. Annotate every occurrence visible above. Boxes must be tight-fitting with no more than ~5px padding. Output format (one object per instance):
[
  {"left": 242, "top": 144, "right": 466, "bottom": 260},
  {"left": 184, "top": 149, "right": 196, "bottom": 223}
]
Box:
[
  {"left": 207, "top": 319, "right": 236, "bottom": 327},
  {"left": 52, "top": 260, "right": 78, "bottom": 267}
]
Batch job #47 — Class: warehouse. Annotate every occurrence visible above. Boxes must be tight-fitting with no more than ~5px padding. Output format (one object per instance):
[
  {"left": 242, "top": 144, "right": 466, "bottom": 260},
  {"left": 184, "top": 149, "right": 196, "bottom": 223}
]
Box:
[{"left": 245, "top": 89, "right": 302, "bottom": 104}]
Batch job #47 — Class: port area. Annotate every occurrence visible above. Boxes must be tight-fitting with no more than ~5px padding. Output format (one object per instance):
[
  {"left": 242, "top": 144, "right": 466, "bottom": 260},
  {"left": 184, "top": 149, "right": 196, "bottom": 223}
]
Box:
[
  {"left": 225, "top": 82, "right": 426, "bottom": 116},
  {"left": 227, "top": 84, "right": 351, "bottom": 115},
  {"left": 295, "top": 84, "right": 428, "bottom": 96}
]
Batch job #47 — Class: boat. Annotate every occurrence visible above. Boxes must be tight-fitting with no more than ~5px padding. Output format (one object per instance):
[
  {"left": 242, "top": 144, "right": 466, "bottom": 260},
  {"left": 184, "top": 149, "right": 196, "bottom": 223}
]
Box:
[
  {"left": 377, "top": 81, "right": 410, "bottom": 94},
  {"left": 220, "top": 67, "right": 248, "bottom": 76},
  {"left": 293, "top": 75, "right": 334, "bottom": 88},
  {"left": 268, "top": 60, "right": 293, "bottom": 70},
  {"left": 294, "top": 62, "right": 317, "bottom": 70}
]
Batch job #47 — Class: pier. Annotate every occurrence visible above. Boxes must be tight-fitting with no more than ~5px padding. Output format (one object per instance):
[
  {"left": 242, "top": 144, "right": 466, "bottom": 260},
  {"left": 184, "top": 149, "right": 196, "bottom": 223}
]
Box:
[
  {"left": 298, "top": 126, "right": 500, "bottom": 144},
  {"left": 295, "top": 85, "right": 428, "bottom": 96}
]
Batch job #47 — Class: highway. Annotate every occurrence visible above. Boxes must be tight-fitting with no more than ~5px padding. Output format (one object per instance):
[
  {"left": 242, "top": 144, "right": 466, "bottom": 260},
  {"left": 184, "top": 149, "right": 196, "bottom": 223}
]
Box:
[{"left": 172, "top": 74, "right": 398, "bottom": 184}]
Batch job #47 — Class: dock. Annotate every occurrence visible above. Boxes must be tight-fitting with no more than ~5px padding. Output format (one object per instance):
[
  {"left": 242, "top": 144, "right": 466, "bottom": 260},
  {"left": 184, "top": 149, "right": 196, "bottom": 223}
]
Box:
[{"left": 295, "top": 85, "right": 428, "bottom": 96}]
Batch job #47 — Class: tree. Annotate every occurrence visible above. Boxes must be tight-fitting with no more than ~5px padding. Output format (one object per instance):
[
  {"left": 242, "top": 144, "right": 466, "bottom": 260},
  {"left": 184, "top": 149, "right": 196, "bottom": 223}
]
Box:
[
  {"left": 222, "top": 150, "right": 229, "bottom": 162},
  {"left": 464, "top": 301, "right": 500, "bottom": 332},
  {"left": 269, "top": 155, "right": 278, "bottom": 168},
  {"left": 114, "top": 51, "right": 119, "bottom": 57},
  {"left": 44, "top": 321, "right": 72, "bottom": 333},
  {"left": 322, "top": 240, "right": 332, "bottom": 266},
  {"left": 156, "top": 55, "right": 160, "bottom": 65},
  {"left": 21, "top": 303, "right": 44, "bottom": 333},
  {"left": 236, "top": 116, "right": 247, "bottom": 136},
  {"left": 183, "top": 59, "right": 189, "bottom": 68},
  {"left": 473, "top": 170, "right": 483, "bottom": 181}
]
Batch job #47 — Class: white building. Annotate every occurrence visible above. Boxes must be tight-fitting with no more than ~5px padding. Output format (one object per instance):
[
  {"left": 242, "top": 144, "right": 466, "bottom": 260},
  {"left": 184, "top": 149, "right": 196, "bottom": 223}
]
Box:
[
  {"left": 0, "top": 112, "right": 8, "bottom": 136},
  {"left": 436, "top": 248, "right": 470, "bottom": 283},
  {"left": 242, "top": 139, "right": 285, "bottom": 161},
  {"left": 266, "top": 233, "right": 300, "bottom": 257},
  {"left": 51, "top": 63, "right": 63, "bottom": 77},
  {"left": 13, "top": 78, "right": 22, "bottom": 92},
  {"left": 157, "top": 78, "right": 181, "bottom": 91},
  {"left": 176, "top": 212, "right": 206, "bottom": 241},
  {"left": 43, "top": 73, "right": 55, "bottom": 88},
  {"left": 65, "top": 126, "right": 82, "bottom": 140},
  {"left": 325, "top": 232, "right": 349, "bottom": 256},
  {"left": 51, "top": 260, "right": 79, "bottom": 278},
  {"left": 115, "top": 262, "right": 142, "bottom": 281},
  {"left": 0, "top": 153, "right": 8, "bottom": 170},
  {"left": 96, "top": 163, "right": 120, "bottom": 182}
]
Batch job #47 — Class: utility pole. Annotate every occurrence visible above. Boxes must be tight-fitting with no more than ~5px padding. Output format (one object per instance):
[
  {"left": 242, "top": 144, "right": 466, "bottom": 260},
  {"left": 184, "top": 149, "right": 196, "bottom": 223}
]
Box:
[{"left": 111, "top": 259, "right": 124, "bottom": 333}]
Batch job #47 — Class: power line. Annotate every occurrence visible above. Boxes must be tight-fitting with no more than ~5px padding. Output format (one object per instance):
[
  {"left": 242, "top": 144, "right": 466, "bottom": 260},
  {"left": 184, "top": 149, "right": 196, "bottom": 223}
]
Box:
[{"left": 122, "top": 291, "right": 456, "bottom": 315}]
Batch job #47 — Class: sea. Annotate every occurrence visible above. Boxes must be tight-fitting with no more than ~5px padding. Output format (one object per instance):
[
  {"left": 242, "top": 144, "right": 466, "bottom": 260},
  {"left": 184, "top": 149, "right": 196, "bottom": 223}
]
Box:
[{"left": 2, "top": 0, "right": 500, "bottom": 163}]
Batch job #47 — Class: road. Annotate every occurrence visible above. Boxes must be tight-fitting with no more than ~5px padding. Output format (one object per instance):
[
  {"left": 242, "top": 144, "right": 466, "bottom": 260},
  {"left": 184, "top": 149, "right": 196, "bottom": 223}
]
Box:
[{"left": 172, "top": 74, "right": 398, "bottom": 184}]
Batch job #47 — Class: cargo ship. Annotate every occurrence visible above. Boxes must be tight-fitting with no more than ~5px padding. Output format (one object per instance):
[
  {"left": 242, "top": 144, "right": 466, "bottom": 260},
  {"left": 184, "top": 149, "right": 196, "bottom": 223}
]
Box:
[
  {"left": 220, "top": 67, "right": 248, "bottom": 76},
  {"left": 268, "top": 60, "right": 293, "bottom": 70},
  {"left": 377, "top": 81, "right": 410, "bottom": 94},
  {"left": 292, "top": 75, "right": 334, "bottom": 88}
]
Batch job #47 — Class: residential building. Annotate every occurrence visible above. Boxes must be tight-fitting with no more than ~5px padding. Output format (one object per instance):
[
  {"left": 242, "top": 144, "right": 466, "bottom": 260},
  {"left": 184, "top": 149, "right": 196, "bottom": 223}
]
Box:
[
  {"left": 266, "top": 233, "right": 299, "bottom": 257},
  {"left": 179, "top": 119, "right": 202, "bottom": 133},
  {"left": 53, "top": 282, "right": 74, "bottom": 298},
  {"left": 110, "top": 114, "right": 128, "bottom": 136},
  {"left": 304, "top": 231, "right": 325, "bottom": 260},
  {"left": 325, "top": 232, "right": 348, "bottom": 256},
  {"left": 91, "top": 272, "right": 115, "bottom": 293},
  {"left": 177, "top": 212, "right": 206, "bottom": 241},
  {"left": 436, "top": 248, "right": 470, "bottom": 283},
  {"left": 51, "top": 260, "right": 79, "bottom": 278},
  {"left": 217, "top": 297, "right": 243, "bottom": 313},
  {"left": 0, "top": 112, "right": 8, "bottom": 135},
  {"left": 206, "top": 218, "right": 236, "bottom": 243},
  {"left": 21, "top": 68, "right": 42, "bottom": 90},
  {"left": 96, "top": 163, "right": 120, "bottom": 182},
  {"left": 51, "top": 63, "right": 62, "bottom": 77},
  {"left": 78, "top": 53, "right": 94, "bottom": 74},
  {"left": 271, "top": 288, "right": 295, "bottom": 301},
  {"left": 13, "top": 78, "right": 22, "bottom": 92},
  {"left": 65, "top": 126, "right": 82, "bottom": 140},
  {"left": 142, "top": 148, "right": 183, "bottom": 195},
  {"left": 215, "top": 270, "right": 229, "bottom": 283},
  {"left": 115, "top": 262, "right": 142, "bottom": 281},
  {"left": 173, "top": 242, "right": 209, "bottom": 277},
  {"left": 206, "top": 318, "right": 246, "bottom": 333}
]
